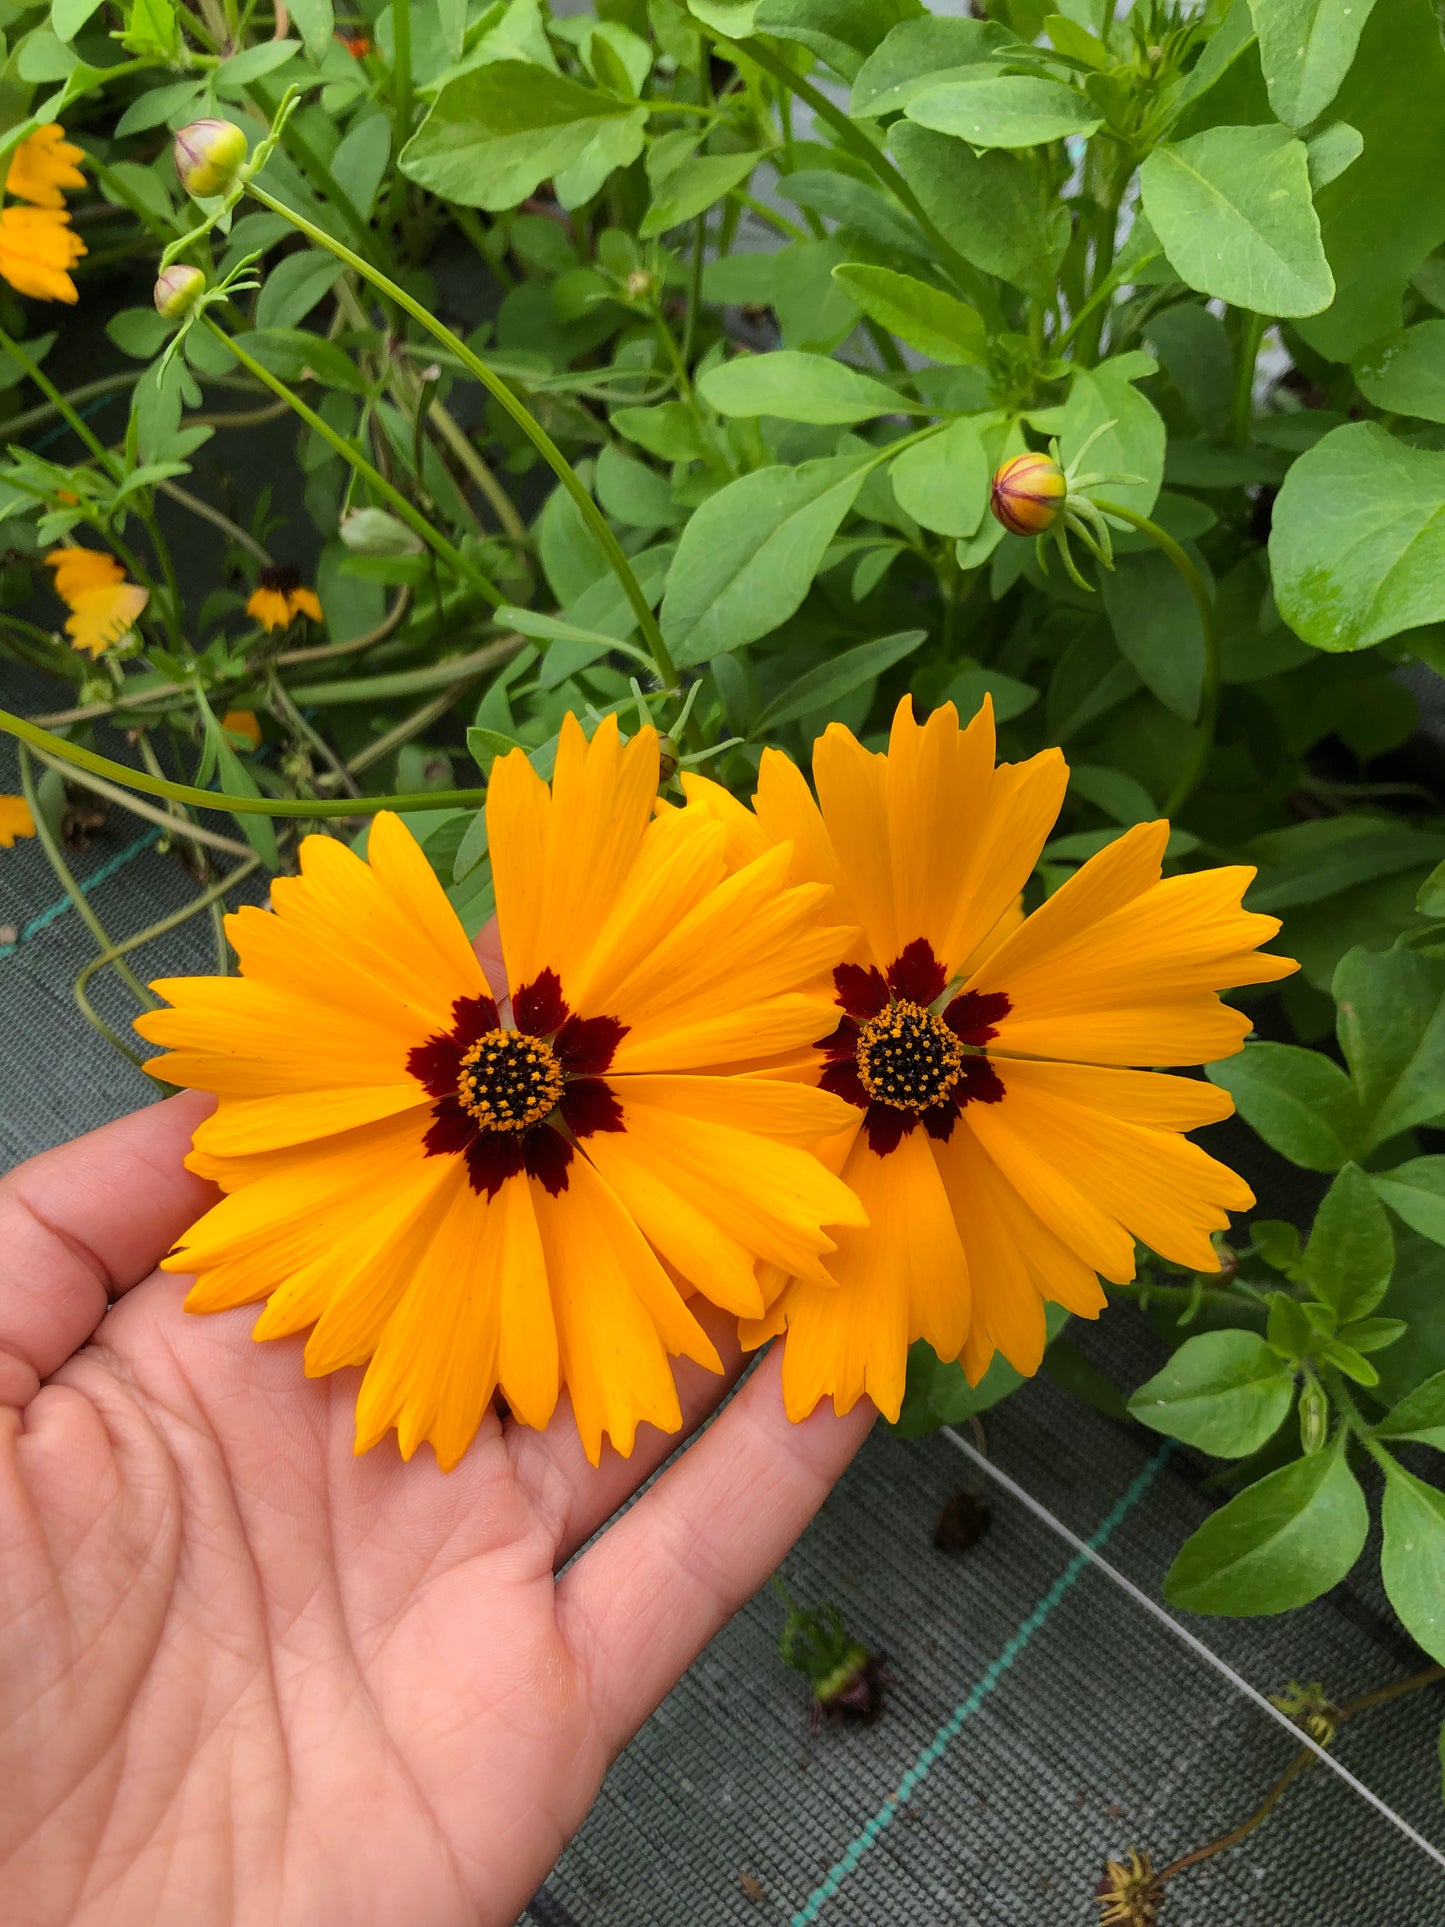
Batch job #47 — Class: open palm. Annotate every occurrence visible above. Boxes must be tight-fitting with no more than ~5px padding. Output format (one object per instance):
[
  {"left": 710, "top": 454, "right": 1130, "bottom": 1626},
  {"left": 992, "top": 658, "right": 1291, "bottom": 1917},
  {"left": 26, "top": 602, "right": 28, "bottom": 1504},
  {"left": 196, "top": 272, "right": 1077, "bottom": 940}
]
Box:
[{"left": 1, "top": 1089, "right": 873, "bottom": 1927}]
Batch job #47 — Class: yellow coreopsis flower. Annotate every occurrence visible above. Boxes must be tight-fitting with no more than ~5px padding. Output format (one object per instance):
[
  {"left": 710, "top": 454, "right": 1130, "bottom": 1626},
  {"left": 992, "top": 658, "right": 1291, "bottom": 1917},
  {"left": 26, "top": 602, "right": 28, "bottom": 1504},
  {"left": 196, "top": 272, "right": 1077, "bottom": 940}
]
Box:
[
  {"left": 44, "top": 547, "right": 149, "bottom": 656},
  {"left": 135, "top": 715, "right": 866, "bottom": 1469},
  {"left": 246, "top": 563, "right": 323, "bottom": 632},
  {"left": 6, "top": 123, "right": 86, "bottom": 208},
  {"left": 0, "top": 794, "right": 36, "bottom": 847},
  {"left": 689, "top": 696, "right": 1297, "bottom": 1423},
  {"left": 220, "top": 709, "right": 262, "bottom": 750}
]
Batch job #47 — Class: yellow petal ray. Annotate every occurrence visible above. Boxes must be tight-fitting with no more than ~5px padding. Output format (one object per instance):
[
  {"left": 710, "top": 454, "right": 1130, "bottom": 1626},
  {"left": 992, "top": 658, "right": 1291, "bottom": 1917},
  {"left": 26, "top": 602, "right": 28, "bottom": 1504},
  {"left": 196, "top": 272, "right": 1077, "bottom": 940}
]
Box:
[
  {"left": 563, "top": 807, "right": 726, "bottom": 1014},
  {"left": 585, "top": 1075, "right": 866, "bottom": 1301},
  {"left": 753, "top": 746, "right": 844, "bottom": 900},
  {"left": 492, "top": 1173, "right": 560, "bottom": 1432},
  {"left": 811, "top": 722, "right": 897, "bottom": 966},
  {"left": 190, "top": 1084, "right": 430, "bottom": 1158},
  {"left": 609, "top": 993, "right": 843, "bottom": 1075},
  {"left": 962, "top": 1092, "right": 1140, "bottom": 1284},
  {"left": 991, "top": 1002, "right": 1253, "bottom": 1069},
  {"left": 486, "top": 744, "right": 550, "bottom": 994},
  {"left": 135, "top": 978, "right": 415, "bottom": 1095},
  {"left": 678, "top": 770, "right": 773, "bottom": 869},
  {"left": 535, "top": 713, "right": 661, "bottom": 992},
  {"left": 886, "top": 695, "right": 994, "bottom": 972},
  {"left": 869, "top": 1126, "right": 969, "bottom": 1365},
  {"left": 352, "top": 1164, "right": 501, "bottom": 1468},
  {"left": 972, "top": 1057, "right": 1253, "bottom": 1274},
  {"left": 940, "top": 747, "right": 1068, "bottom": 975},
  {"left": 365, "top": 811, "right": 490, "bottom": 1002},
  {"left": 532, "top": 1155, "right": 719, "bottom": 1464}
]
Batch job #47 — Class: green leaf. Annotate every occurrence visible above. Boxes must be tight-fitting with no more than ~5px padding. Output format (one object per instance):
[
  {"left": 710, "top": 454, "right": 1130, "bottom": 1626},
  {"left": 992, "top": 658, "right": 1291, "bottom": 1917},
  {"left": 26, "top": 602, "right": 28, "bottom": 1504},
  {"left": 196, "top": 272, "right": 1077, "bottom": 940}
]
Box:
[
  {"left": 1128, "top": 1330, "right": 1296, "bottom": 1458},
  {"left": 215, "top": 38, "right": 301, "bottom": 90},
  {"left": 754, "top": 628, "right": 925, "bottom": 733},
  {"left": 1101, "top": 549, "right": 1205, "bottom": 721},
  {"left": 660, "top": 454, "right": 869, "bottom": 667},
  {"left": 50, "top": 0, "right": 103, "bottom": 38},
  {"left": 1247, "top": 0, "right": 1379, "bottom": 126},
  {"left": 1375, "top": 1369, "right": 1445, "bottom": 1449},
  {"left": 1270, "top": 424, "right": 1445, "bottom": 653},
  {"left": 1245, "top": 818, "right": 1445, "bottom": 912},
  {"left": 1420, "top": 858, "right": 1445, "bottom": 919},
  {"left": 1380, "top": 1459, "right": 1445, "bottom": 1664},
  {"left": 1337, "top": 1316, "right": 1407, "bottom": 1354},
  {"left": 1305, "top": 120, "right": 1363, "bottom": 193},
  {"left": 400, "top": 62, "right": 634, "bottom": 211},
  {"left": 438, "top": 0, "right": 467, "bottom": 60},
  {"left": 639, "top": 149, "right": 765, "bottom": 240},
  {"left": 1353, "top": 321, "right": 1445, "bottom": 426},
  {"left": 891, "top": 1304, "right": 1070, "bottom": 1437},
  {"left": 246, "top": 328, "right": 367, "bottom": 394},
  {"left": 889, "top": 121, "right": 1067, "bottom": 300},
  {"left": 254, "top": 251, "right": 346, "bottom": 331},
  {"left": 1334, "top": 943, "right": 1445, "bottom": 1150},
  {"left": 330, "top": 112, "right": 392, "bottom": 223},
  {"left": 1144, "top": 301, "right": 1234, "bottom": 441},
  {"left": 283, "top": 0, "right": 334, "bottom": 60},
  {"left": 697, "top": 351, "right": 905, "bottom": 425},
  {"left": 1301, "top": 1162, "right": 1394, "bottom": 1322},
  {"left": 1163, "top": 1435, "right": 1368, "bottom": 1614},
  {"left": 943, "top": 665, "right": 1037, "bottom": 725},
  {"left": 1252, "top": 1219, "right": 1303, "bottom": 1273},
  {"left": 888, "top": 418, "right": 990, "bottom": 538},
  {"left": 1372, "top": 1158, "right": 1445, "bottom": 1246},
  {"left": 1139, "top": 123, "right": 1334, "bottom": 318},
  {"left": 595, "top": 443, "right": 677, "bottom": 530},
  {"left": 1068, "top": 763, "right": 1158, "bottom": 826},
  {"left": 753, "top": 0, "right": 923, "bottom": 82},
  {"left": 850, "top": 15, "right": 1010, "bottom": 118},
  {"left": 1206, "top": 1042, "right": 1360, "bottom": 1172},
  {"left": 830, "top": 263, "right": 987, "bottom": 367},
  {"left": 904, "top": 75, "right": 1101, "bottom": 149},
  {"left": 781, "top": 171, "right": 931, "bottom": 259},
  {"left": 1267, "top": 1292, "right": 1316, "bottom": 1360}
]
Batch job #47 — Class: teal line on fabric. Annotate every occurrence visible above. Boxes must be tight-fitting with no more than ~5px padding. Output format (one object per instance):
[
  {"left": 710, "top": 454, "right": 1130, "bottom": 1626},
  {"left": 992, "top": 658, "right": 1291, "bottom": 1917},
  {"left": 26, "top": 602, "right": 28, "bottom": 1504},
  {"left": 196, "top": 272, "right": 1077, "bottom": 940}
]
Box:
[
  {"left": 789, "top": 1446, "right": 1171, "bottom": 1927},
  {"left": 0, "top": 828, "right": 160, "bottom": 961}
]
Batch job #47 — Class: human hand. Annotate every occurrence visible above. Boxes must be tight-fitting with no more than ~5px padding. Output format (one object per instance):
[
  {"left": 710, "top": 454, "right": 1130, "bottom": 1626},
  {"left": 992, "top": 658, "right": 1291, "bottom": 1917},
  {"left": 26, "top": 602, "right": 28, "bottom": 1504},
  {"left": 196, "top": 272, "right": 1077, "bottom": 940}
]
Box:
[{"left": 1, "top": 1050, "right": 873, "bottom": 1927}]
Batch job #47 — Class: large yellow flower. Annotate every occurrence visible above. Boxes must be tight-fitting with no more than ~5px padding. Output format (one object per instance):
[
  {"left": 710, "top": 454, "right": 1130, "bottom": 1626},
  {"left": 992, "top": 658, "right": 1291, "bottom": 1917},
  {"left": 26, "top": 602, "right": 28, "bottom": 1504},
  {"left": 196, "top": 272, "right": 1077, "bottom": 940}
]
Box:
[
  {"left": 0, "top": 205, "right": 84, "bottom": 302},
  {"left": 45, "top": 546, "right": 148, "bottom": 655},
  {"left": 697, "top": 697, "right": 1296, "bottom": 1423},
  {"left": 0, "top": 794, "right": 35, "bottom": 848},
  {"left": 134, "top": 715, "right": 865, "bottom": 1469},
  {"left": 5, "top": 123, "right": 86, "bottom": 209}
]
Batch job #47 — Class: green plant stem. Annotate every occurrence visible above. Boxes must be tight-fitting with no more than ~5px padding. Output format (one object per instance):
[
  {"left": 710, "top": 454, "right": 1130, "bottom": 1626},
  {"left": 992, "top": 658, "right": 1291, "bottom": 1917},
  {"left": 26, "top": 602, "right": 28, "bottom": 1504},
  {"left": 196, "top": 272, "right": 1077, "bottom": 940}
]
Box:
[
  {"left": 1, "top": 708, "right": 491, "bottom": 819},
  {"left": 1093, "top": 498, "right": 1220, "bottom": 818},
  {"left": 18, "top": 745, "right": 156, "bottom": 1009},
  {"left": 156, "top": 477, "right": 272, "bottom": 563},
  {"left": 30, "top": 748, "right": 254, "bottom": 858},
  {"left": 265, "top": 667, "right": 362, "bottom": 798},
  {"left": 247, "top": 85, "right": 377, "bottom": 260},
  {"left": 245, "top": 181, "right": 681, "bottom": 692},
  {"left": 344, "top": 681, "right": 477, "bottom": 777},
  {"left": 730, "top": 188, "right": 809, "bottom": 244},
  {"left": 427, "top": 399, "right": 531, "bottom": 554},
  {"left": 205, "top": 319, "right": 506, "bottom": 606},
  {"left": 1233, "top": 311, "right": 1267, "bottom": 445},
  {"left": 391, "top": 0, "right": 413, "bottom": 161},
  {"left": 3, "top": 372, "right": 139, "bottom": 440}
]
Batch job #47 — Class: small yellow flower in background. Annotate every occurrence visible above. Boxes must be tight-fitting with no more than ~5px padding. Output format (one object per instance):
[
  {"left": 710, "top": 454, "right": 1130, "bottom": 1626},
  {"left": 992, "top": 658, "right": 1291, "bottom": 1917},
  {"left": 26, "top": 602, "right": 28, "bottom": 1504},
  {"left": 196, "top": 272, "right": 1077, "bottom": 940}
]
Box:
[
  {"left": 45, "top": 546, "right": 149, "bottom": 656},
  {"left": 221, "top": 709, "right": 262, "bottom": 751},
  {"left": 0, "top": 206, "right": 85, "bottom": 303},
  {"left": 135, "top": 715, "right": 865, "bottom": 1470},
  {"left": 688, "top": 696, "right": 1297, "bottom": 1424},
  {"left": 5, "top": 123, "right": 85, "bottom": 208},
  {"left": 247, "top": 563, "right": 323, "bottom": 632},
  {"left": 0, "top": 794, "right": 36, "bottom": 848}
]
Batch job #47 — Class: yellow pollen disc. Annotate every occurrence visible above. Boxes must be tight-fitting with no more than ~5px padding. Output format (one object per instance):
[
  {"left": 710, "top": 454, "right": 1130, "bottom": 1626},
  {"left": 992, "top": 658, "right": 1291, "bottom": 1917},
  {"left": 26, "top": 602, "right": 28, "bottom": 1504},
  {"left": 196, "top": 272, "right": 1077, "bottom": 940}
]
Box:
[
  {"left": 456, "top": 1029, "right": 565, "bottom": 1132},
  {"left": 855, "top": 999, "right": 964, "bottom": 1112}
]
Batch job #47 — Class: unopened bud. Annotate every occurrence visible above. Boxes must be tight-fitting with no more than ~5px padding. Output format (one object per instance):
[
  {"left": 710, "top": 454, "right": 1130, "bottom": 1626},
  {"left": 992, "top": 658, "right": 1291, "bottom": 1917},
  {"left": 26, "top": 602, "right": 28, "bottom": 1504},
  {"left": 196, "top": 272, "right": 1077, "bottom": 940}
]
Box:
[
  {"left": 990, "top": 451, "right": 1068, "bottom": 536},
  {"left": 625, "top": 268, "right": 654, "bottom": 300},
  {"left": 339, "top": 506, "right": 424, "bottom": 556},
  {"left": 173, "top": 118, "right": 248, "bottom": 199},
  {"left": 1299, "top": 1376, "right": 1329, "bottom": 1454},
  {"left": 153, "top": 262, "right": 205, "bottom": 318}
]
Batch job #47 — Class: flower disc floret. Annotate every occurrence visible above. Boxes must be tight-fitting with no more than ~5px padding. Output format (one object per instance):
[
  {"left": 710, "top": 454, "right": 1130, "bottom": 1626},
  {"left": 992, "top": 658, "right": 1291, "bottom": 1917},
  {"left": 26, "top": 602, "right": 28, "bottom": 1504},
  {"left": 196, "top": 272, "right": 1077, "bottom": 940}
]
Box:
[
  {"left": 457, "top": 1030, "right": 565, "bottom": 1132},
  {"left": 856, "top": 1000, "right": 963, "bottom": 1111}
]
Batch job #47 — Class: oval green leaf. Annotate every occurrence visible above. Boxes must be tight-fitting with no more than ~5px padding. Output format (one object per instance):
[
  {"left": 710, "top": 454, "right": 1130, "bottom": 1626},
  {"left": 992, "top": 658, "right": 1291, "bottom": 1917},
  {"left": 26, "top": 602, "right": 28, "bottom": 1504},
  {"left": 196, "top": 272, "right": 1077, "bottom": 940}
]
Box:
[
  {"left": 1381, "top": 1459, "right": 1445, "bottom": 1663},
  {"left": 697, "top": 351, "right": 906, "bottom": 425},
  {"left": 1164, "top": 1438, "right": 1368, "bottom": 1615},
  {"left": 1128, "top": 1330, "right": 1297, "bottom": 1458},
  {"left": 1301, "top": 1162, "right": 1394, "bottom": 1321},
  {"left": 831, "top": 263, "right": 987, "bottom": 367},
  {"left": 904, "top": 75, "right": 1101, "bottom": 149}
]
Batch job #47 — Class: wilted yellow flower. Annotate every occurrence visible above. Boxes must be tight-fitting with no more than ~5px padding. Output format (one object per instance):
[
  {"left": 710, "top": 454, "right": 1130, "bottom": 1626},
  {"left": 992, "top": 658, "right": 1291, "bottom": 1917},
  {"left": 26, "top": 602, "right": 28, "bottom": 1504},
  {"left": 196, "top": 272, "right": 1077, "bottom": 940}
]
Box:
[
  {"left": 0, "top": 206, "right": 85, "bottom": 303},
  {"left": 0, "top": 794, "right": 36, "bottom": 848},
  {"left": 45, "top": 547, "right": 149, "bottom": 656},
  {"left": 1096, "top": 1849, "right": 1162, "bottom": 1925},
  {"left": 247, "top": 563, "right": 323, "bottom": 632},
  {"left": 5, "top": 124, "right": 85, "bottom": 209}
]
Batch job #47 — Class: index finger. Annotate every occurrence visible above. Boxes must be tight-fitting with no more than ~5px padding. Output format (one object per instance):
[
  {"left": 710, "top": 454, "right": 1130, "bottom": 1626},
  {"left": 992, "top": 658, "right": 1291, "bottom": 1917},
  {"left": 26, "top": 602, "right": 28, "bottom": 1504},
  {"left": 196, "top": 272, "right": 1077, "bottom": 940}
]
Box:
[{"left": 0, "top": 1091, "right": 215, "bottom": 1406}]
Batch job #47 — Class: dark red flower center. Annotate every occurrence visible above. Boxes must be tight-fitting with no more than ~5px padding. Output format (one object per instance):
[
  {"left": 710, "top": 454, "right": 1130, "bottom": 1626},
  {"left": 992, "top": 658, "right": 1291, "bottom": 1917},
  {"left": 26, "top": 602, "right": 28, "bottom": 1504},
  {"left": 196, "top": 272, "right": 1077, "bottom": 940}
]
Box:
[
  {"left": 408, "top": 967, "right": 626, "bottom": 1197},
  {"left": 818, "top": 939, "right": 1010, "bottom": 1157}
]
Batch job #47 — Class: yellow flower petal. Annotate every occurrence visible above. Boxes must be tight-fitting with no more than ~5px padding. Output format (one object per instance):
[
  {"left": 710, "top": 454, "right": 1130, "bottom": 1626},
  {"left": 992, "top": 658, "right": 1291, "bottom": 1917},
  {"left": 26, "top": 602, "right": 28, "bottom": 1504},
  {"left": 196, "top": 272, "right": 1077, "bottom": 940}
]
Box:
[
  {"left": 6, "top": 125, "right": 86, "bottom": 209},
  {"left": 0, "top": 793, "right": 36, "bottom": 848},
  {"left": 0, "top": 205, "right": 84, "bottom": 301}
]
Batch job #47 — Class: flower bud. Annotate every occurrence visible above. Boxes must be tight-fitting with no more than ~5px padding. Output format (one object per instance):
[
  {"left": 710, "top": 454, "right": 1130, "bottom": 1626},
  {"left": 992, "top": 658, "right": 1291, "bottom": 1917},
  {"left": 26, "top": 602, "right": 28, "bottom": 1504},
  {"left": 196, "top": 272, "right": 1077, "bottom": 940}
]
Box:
[
  {"left": 173, "top": 118, "right": 248, "bottom": 199},
  {"left": 153, "top": 262, "right": 206, "bottom": 318},
  {"left": 1299, "top": 1376, "right": 1329, "bottom": 1454},
  {"left": 990, "top": 450, "right": 1067, "bottom": 537},
  {"left": 625, "top": 268, "right": 654, "bottom": 301}
]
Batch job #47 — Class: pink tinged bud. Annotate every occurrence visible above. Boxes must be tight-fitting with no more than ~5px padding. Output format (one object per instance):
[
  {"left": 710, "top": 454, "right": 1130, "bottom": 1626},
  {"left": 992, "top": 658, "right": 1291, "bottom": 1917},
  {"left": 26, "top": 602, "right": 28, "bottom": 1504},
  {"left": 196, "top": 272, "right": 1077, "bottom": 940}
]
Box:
[
  {"left": 153, "top": 263, "right": 205, "bottom": 318},
  {"left": 990, "top": 450, "right": 1068, "bottom": 537},
  {"left": 173, "top": 119, "right": 248, "bottom": 199}
]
